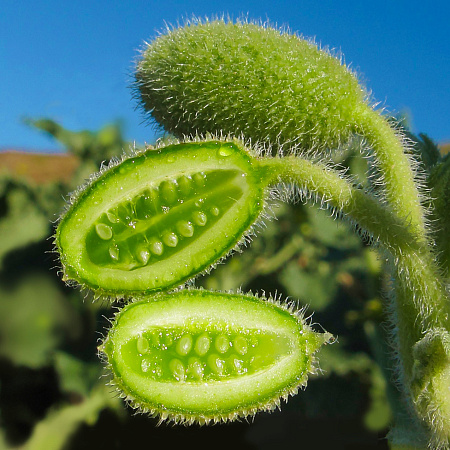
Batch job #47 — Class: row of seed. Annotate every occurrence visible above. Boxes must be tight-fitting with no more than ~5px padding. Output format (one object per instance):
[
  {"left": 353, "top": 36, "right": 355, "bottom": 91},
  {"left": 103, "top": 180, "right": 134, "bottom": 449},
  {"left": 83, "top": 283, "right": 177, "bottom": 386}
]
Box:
[
  {"left": 137, "top": 331, "right": 251, "bottom": 357},
  {"left": 94, "top": 206, "right": 220, "bottom": 265},
  {"left": 141, "top": 353, "right": 249, "bottom": 381}
]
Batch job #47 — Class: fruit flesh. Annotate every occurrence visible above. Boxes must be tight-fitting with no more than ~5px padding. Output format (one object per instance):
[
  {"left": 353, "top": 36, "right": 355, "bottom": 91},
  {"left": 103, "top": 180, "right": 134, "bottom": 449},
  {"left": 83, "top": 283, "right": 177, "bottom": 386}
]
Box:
[
  {"left": 100, "top": 290, "right": 329, "bottom": 419},
  {"left": 56, "top": 141, "right": 265, "bottom": 296},
  {"left": 85, "top": 169, "right": 243, "bottom": 271},
  {"left": 121, "top": 327, "right": 293, "bottom": 382}
]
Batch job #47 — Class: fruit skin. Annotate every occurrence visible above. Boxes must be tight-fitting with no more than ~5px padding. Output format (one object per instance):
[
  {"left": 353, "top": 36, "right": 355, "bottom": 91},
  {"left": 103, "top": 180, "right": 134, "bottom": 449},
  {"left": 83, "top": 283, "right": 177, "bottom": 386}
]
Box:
[
  {"left": 99, "top": 289, "right": 332, "bottom": 424},
  {"left": 135, "top": 19, "right": 366, "bottom": 153},
  {"left": 55, "top": 139, "right": 267, "bottom": 299}
]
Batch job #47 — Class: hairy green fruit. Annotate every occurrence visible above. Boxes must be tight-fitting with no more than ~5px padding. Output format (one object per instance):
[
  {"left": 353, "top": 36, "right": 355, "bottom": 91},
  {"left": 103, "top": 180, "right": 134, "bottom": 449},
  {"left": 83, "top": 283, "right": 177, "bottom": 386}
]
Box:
[
  {"left": 56, "top": 141, "right": 266, "bottom": 297},
  {"left": 136, "top": 19, "right": 431, "bottom": 246},
  {"left": 135, "top": 19, "right": 365, "bottom": 152},
  {"left": 99, "top": 289, "right": 332, "bottom": 424}
]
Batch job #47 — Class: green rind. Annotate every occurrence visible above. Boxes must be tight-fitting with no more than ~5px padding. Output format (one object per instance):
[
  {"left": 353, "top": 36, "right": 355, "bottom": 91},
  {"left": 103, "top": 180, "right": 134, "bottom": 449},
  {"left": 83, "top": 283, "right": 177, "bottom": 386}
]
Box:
[
  {"left": 56, "top": 140, "right": 266, "bottom": 297},
  {"left": 99, "top": 290, "right": 332, "bottom": 423}
]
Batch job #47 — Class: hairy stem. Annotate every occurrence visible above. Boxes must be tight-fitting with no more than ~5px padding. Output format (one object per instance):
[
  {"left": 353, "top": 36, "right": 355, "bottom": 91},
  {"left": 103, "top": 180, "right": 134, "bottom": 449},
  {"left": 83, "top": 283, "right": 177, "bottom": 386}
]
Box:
[
  {"left": 257, "top": 155, "right": 416, "bottom": 251},
  {"left": 354, "top": 106, "right": 427, "bottom": 242},
  {"left": 257, "top": 155, "right": 450, "bottom": 444}
]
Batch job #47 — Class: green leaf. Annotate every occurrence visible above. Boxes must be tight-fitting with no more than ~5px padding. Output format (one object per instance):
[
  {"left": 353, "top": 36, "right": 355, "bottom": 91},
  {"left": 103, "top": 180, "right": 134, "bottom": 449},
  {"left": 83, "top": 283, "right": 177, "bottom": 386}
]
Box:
[
  {"left": 0, "top": 274, "right": 80, "bottom": 368},
  {"left": 0, "top": 177, "right": 50, "bottom": 270},
  {"left": 24, "top": 384, "right": 119, "bottom": 450},
  {"left": 54, "top": 352, "right": 102, "bottom": 398}
]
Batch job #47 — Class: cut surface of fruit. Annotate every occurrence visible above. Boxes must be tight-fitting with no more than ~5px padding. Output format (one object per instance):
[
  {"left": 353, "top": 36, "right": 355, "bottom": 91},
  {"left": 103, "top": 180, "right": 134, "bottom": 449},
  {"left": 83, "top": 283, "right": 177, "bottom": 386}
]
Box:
[{"left": 56, "top": 141, "right": 266, "bottom": 296}]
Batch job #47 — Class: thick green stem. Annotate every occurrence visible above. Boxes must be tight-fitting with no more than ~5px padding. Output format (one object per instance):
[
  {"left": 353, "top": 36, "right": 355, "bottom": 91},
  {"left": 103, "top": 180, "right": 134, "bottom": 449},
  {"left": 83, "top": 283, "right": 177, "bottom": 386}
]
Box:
[
  {"left": 351, "top": 108, "right": 450, "bottom": 445},
  {"left": 354, "top": 106, "right": 427, "bottom": 242},
  {"left": 257, "top": 156, "right": 416, "bottom": 252},
  {"left": 257, "top": 155, "right": 450, "bottom": 445}
]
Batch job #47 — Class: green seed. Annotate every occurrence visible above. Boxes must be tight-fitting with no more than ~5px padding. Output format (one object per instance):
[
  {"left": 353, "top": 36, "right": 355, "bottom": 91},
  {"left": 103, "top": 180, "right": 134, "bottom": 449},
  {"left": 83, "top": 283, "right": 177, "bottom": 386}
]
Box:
[
  {"left": 169, "top": 359, "right": 186, "bottom": 382},
  {"left": 108, "top": 245, "right": 119, "bottom": 261},
  {"left": 149, "top": 237, "right": 163, "bottom": 256},
  {"left": 233, "top": 336, "right": 248, "bottom": 355},
  {"left": 187, "top": 357, "right": 204, "bottom": 380},
  {"left": 136, "top": 243, "right": 150, "bottom": 265},
  {"left": 160, "top": 180, "right": 178, "bottom": 205},
  {"left": 136, "top": 335, "right": 149, "bottom": 354},
  {"left": 95, "top": 223, "right": 113, "bottom": 240},
  {"left": 208, "top": 354, "right": 225, "bottom": 376},
  {"left": 192, "top": 211, "right": 207, "bottom": 227},
  {"left": 176, "top": 220, "right": 194, "bottom": 238},
  {"left": 228, "top": 355, "right": 245, "bottom": 374},
  {"left": 215, "top": 334, "right": 230, "bottom": 353},
  {"left": 99, "top": 289, "right": 332, "bottom": 424},
  {"left": 176, "top": 334, "right": 193, "bottom": 356},
  {"left": 194, "top": 333, "right": 211, "bottom": 356},
  {"left": 162, "top": 231, "right": 178, "bottom": 248},
  {"left": 177, "top": 175, "right": 193, "bottom": 197},
  {"left": 55, "top": 140, "right": 266, "bottom": 298}
]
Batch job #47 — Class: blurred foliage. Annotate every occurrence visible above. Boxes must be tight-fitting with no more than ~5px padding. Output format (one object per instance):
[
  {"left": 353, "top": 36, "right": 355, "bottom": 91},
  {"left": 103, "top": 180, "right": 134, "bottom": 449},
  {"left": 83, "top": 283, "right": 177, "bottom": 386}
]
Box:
[{"left": 0, "top": 118, "right": 442, "bottom": 449}]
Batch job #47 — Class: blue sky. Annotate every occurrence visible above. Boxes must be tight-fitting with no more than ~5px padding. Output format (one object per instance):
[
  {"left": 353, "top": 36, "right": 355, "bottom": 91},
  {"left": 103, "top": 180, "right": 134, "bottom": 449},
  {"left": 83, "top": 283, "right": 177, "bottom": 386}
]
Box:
[{"left": 1, "top": 0, "right": 449, "bottom": 152}]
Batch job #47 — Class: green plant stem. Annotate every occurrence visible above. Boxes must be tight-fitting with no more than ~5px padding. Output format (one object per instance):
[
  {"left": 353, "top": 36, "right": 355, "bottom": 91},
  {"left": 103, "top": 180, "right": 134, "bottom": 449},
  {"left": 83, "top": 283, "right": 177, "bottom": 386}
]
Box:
[
  {"left": 257, "top": 156, "right": 416, "bottom": 251},
  {"left": 258, "top": 154, "right": 448, "bottom": 332},
  {"left": 351, "top": 108, "right": 450, "bottom": 445},
  {"left": 258, "top": 155, "right": 450, "bottom": 443},
  {"left": 354, "top": 106, "right": 427, "bottom": 242}
]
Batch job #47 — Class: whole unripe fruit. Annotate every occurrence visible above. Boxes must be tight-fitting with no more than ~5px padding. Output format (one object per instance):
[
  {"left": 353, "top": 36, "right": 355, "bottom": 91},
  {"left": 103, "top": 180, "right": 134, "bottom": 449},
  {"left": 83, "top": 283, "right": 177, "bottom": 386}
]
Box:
[
  {"left": 135, "top": 20, "right": 367, "bottom": 152},
  {"left": 99, "top": 289, "right": 332, "bottom": 423}
]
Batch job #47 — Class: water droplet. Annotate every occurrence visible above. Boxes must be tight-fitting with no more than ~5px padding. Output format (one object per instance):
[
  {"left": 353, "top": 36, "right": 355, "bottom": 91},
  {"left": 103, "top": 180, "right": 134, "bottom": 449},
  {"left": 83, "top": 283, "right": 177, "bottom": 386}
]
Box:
[
  {"left": 192, "top": 211, "right": 207, "bottom": 226},
  {"left": 176, "top": 334, "right": 193, "bottom": 356},
  {"left": 195, "top": 333, "right": 211, "bottom": 356},
  {"left": 215, "top": 334, "right": 230, "bottom": 353},
  {"left": 210, "top": 206, "right": 220, "bottom": 216},
  {"left": 162, "top": 231, "right": 178, "bottom": 247},
  {"left": 218, "top": 144, "right": 234, "bottom": 157},
  {"left": 95, "top": 223, "right": 113, "bottom": 240},
  {"left": 176, "top": 221, "right": 194, "bottom": 237}
]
